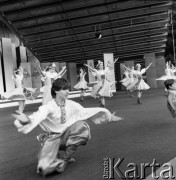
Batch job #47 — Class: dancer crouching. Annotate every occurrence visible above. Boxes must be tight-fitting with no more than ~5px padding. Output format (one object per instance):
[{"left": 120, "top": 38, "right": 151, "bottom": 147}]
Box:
[{"left": 12, "top": 78, "right": 123, "bottom": 177}]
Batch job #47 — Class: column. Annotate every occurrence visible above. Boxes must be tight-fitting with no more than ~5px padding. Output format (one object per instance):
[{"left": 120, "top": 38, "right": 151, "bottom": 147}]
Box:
[
  {"left": 20, "top": 62, "right": 32, "bottom": 88},
  {"left": 87, "top": 60, "right": 95, "bottom": 83},
  {"left": 156, "top": 56, "right": 165, "bottom": 88},
  {"left": 27, "top": 49, "right": 38, "bottom": 63},
  {"left": 116, "top": 63, "right": 125, "bottom": 91},
  {"left": 103, "top": 53, "right": 116, "bottom": 91},
  {"left": 12, "top": 43, "right": 17, "bottom": 68},
  {"left": 144, "top": 53, "right": 157, "bottom": 88},
  {"left": 30, "top": 62, "right": 42, "bottom": 88},
  {"left": 16, "top": 46, "right": 27, "bottom": 67},
  {"left": 0, "top": 50, "right": 4, "bottom": 94},
  {"left": 66, "top": 62, "right": 77, "bottom": 91},
  {"left": 1, "top": 38, "right": 15, "bottom": 91}
]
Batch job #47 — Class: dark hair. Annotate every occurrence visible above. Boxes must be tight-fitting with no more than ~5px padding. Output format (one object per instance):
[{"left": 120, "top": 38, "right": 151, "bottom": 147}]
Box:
[
  {"left": 164, "top": 79, "right": 175, "bottom": 90},
  {"left": 51, "top": 78, "right": 70, "bottom": 98}
]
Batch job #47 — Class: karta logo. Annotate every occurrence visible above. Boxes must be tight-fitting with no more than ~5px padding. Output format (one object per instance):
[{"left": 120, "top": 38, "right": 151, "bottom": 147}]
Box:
[{"left": 103, "top": 158, "right": 175, "bottom": 179}]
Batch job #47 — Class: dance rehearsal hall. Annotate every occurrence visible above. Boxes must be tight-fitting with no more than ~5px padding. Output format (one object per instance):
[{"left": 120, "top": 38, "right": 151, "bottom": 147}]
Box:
[{"left": 0, "top": 0, "right": 176, "bottom": 179}]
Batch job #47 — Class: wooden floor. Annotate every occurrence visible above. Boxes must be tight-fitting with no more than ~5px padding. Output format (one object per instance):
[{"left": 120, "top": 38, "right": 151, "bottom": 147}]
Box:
[{"left": 0, "top": 89, "right": 176, "bottom": 180}]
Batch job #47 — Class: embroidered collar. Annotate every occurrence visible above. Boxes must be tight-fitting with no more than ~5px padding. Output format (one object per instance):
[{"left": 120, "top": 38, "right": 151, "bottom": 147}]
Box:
[{"left": 55, "top": 99, "right": 66, "bottom": 107}]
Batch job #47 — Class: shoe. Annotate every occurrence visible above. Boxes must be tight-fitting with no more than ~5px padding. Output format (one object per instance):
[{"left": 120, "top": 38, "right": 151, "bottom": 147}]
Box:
[
  {"left": 37, "top": 167, "right": 46, "bottom": 178},
  {"left": 67, "top": 158, "right": 76, "bottom": 163},
  {"left": 80, "top": 98, "right": 84, "bottom": 102},
  {"left": 137, "top": 98, "right": 142, "bottom": 104},
  {"left": 56, "top": 160, "right": 68, "bottom": 173}
]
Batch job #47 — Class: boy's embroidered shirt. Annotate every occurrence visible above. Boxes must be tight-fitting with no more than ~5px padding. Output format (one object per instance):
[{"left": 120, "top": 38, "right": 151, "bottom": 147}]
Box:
[{"left": 14, "top": 99, "right": 113, "bottom": 134}]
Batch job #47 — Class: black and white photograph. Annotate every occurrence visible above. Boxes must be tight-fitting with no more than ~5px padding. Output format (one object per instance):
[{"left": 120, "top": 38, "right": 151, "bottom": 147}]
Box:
[{"left": 0, "top": 0, "right": 176, "bottom": 179}]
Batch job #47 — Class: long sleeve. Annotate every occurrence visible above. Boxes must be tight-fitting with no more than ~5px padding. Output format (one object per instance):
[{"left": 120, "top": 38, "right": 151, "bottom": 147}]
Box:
[
  {"left": 69, "top": 101, "right": 113, "bottom": 124},
  {"left": 141, "top": 68, "right": 146, "bottom": 75},
  {"left": 14, "top": 104, "right": 51, "bottom": 134}
]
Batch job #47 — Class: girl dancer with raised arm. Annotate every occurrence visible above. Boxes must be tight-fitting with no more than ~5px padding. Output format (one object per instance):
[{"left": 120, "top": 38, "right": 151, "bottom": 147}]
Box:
[
  {"left": 84, "top": 58, "right": 118, "bottom": 107},
  {"left": 123, "top": 63, "right": 152, "bottom": 104},
  {"left": 12, "top": 78, "right": 123, "bottom": 177},
  {"left": 74, "top": 68, "right": 88, "bottom": 102},
  {"left": 0, "top": 67, "right": 38, "bottom": 112},
  {"left": 38, "top": 63, "right": 67, "bottom": 105}
]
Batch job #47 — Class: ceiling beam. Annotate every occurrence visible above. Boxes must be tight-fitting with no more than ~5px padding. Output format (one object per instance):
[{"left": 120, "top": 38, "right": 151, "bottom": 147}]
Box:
[
  {"left": 38, "top": 43, "right": 166, "bottom": 61},
  {"left": 37, "top": 39, "right": 167, "bottom": 57},
  {"left": 36, "top": 35, "right": 167, "bottom": 56},
  {"left": 40, "top": 48, "right": 165, "bottom": 63},
  {"left": 28, "top": 19, "right": 168, "bottom": 49},
  {"left": 24, "top": 22, "right": 167, "bottom": 43},
  {"left": 4, "top": 0, "right": 169, "bottom": 22},
  {"left": 32, "top": 27, "right": 168, "bottom": 52},
  {"left": 13, "top": 3, "right": 170, "bottom": 33}
]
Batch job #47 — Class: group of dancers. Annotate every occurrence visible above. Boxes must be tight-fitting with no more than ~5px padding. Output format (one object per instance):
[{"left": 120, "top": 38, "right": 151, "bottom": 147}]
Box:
[
  {"left": 120, "top": 62, "right": 152, "bottom": 104},
  {"left": 0, "top": 58, "right": 154, "bottom": 113},
  {"left": 2, "top": 58, "right": 175, "bottom": 177}
]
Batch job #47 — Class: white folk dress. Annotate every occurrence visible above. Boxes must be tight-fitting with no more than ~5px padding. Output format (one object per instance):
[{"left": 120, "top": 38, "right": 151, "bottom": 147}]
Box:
[
  {"left": 2, "top": 74, "right": 37, "bottom": 101},
  {"left": 89, "top": 68, "right": 115, "bottom": 98},
  {"left": 74, "top": 72, "right": 88, "bottom": 90},
  {"left": 127, "top": 69, "right": 150, "bottom": 91}
]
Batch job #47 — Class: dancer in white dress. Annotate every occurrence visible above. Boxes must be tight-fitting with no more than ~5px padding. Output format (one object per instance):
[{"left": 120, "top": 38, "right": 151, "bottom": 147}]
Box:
[
  {"left": 156, "top": 62, "right": 176, "bottom": 95},
  {"left": 121, "top": 67, "right": 135, "bottom": 97},
  {"left": 84, "top": 58, "right": 118, "bottom": 107},
  {"left": 38, "top": 63, "right": 67, "bottom": 105},
  {"left": 0, "top": 67, "right": 38, "bottom": 112},
  {"left": 74, "top": 68, "right": 88, "bottom": 101},
  {"left": 120, "top": 70, "right": 130, "bottom": 94},
  {"left": 123, "top": 63, "right": 152, "bottom": 104},
  {"left": 12, "top": 78, "right": 123, "bottom": 177}
]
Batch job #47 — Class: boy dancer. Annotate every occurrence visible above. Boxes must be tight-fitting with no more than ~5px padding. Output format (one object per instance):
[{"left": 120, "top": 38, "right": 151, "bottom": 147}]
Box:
[
  {"left": 164, "top": 79, "right": 176, "bottom": 117},
  {"left": 12, "top": 78, "right": 123, "bottom": 177}
]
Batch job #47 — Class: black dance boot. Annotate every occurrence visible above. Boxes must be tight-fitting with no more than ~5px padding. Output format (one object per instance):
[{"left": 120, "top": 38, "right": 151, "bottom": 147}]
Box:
[{"left": 137, "top": 98, "right": 141, "bottom": 104}]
